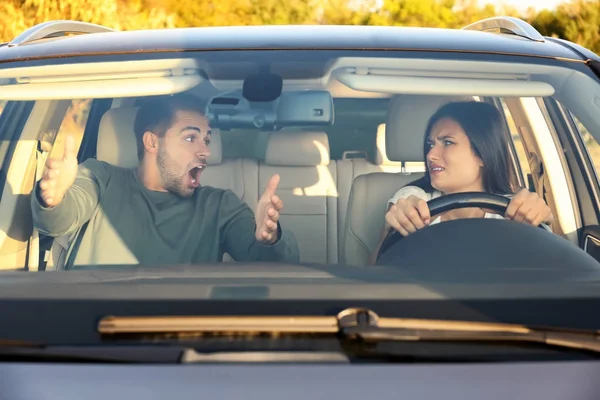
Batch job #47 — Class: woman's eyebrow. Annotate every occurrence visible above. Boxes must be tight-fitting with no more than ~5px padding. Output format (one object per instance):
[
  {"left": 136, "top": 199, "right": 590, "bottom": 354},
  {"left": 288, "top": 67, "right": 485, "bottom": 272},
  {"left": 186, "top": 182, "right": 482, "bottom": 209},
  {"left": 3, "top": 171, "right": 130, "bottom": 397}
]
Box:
[
  {"left": 428, "top": 134, "right": 455, "bottom": 142},
  {"left": 435, "top": 134, "right": 455, "bottom": 141}
]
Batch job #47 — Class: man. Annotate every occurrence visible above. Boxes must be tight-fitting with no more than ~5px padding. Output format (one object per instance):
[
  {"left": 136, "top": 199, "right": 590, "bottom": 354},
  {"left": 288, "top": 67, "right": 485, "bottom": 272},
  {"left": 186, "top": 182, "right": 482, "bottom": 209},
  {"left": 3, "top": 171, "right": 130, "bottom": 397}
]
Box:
[{"left": 31, "top": 94, "right": 299, "bottom": 267}]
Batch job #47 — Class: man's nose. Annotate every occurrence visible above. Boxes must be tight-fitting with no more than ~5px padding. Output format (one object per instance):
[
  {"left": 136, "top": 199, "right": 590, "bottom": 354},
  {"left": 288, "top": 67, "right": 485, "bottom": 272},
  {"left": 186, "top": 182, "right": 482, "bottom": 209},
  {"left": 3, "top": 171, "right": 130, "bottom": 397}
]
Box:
[{"left": 196, "top": 142, "right": 211, "bottom": 158}]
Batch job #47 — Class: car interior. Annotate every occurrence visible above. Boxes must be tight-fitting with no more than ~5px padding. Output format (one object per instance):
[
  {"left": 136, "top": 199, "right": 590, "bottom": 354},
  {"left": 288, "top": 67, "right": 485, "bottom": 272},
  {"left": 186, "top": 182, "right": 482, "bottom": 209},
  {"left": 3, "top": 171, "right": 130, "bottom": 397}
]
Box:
[
  {"left": 1, "top": 52, "right": 600, "bottom": 271},
  {"left": 10, "top": 93, "right": 575, "bottom": 270}
]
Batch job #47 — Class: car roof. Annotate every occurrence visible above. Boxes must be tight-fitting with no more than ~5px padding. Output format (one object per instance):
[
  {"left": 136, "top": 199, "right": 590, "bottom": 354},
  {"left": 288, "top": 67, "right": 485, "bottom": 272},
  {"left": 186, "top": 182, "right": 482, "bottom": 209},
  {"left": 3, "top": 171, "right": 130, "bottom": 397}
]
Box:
[{"left": 0, "top": 21, "right": 593, "bottom": 64}]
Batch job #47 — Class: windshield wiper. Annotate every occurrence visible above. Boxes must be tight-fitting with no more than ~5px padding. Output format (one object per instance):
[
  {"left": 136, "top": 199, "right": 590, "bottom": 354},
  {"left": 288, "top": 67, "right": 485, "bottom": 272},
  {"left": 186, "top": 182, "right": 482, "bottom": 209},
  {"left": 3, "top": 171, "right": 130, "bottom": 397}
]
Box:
[
  {"left": 337, "top": 309, "right": 600, "bottom": 353},
  {"left": 97, "top": 307, "right": 600, "bottom": 355}
]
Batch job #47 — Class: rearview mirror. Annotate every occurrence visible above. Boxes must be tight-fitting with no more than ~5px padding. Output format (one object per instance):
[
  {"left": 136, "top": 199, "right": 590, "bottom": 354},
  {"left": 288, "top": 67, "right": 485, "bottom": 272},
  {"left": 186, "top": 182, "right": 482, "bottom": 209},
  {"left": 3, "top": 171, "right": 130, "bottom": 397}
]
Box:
[
  {"left": 277, "top": 91, "right": 334, "bottom": 127},
  {"left": 206, "top": 90, "right": 334, "bottom": 130}
]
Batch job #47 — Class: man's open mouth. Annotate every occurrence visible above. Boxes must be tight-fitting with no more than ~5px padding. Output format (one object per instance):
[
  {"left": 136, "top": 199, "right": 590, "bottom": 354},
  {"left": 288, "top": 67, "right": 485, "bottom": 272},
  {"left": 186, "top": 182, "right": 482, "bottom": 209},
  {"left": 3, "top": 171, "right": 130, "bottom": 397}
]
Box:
[{"left": 188, "top": 164, "right": 206, "bottom": 184}]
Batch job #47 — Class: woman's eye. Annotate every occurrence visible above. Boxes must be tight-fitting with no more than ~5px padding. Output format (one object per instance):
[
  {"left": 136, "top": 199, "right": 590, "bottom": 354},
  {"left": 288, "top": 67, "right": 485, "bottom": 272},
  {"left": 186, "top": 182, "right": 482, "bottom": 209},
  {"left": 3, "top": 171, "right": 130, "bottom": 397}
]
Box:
[{"left": 444, "top": 140, "right": 453, "bottom": 146}]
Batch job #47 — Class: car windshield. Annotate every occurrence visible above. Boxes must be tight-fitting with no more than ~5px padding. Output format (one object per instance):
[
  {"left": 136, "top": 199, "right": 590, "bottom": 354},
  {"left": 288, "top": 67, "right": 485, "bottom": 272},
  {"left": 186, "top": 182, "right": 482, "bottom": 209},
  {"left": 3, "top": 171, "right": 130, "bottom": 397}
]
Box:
[{"left": 3, "top": 40, "right": 600, "bottom": 334}]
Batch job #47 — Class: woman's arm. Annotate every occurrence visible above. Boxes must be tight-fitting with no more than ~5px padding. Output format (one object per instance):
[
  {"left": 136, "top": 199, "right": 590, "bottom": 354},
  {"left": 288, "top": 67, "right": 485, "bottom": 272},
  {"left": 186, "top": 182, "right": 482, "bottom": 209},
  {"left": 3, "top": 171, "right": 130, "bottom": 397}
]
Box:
[
  {"left": 505, "top": 188, "right": 554, "bottom": 227},
  {"left": 367, "top": 186, "right": 432, "bottom": 265}
]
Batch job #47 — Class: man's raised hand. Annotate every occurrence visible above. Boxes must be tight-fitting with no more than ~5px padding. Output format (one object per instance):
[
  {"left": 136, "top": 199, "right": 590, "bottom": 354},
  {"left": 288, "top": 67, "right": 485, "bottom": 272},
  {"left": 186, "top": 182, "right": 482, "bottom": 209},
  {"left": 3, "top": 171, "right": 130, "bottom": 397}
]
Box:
[
  {"left": 255, "top": 174, "right": 283, "bottom": 244},
  {"left": 38, "top": 135, "right": 78, "bottom": 208}
]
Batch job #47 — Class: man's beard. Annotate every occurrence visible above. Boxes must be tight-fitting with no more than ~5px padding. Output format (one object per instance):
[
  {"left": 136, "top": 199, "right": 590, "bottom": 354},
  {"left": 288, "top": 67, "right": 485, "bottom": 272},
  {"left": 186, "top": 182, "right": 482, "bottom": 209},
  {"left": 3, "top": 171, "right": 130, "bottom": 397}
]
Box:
[{"left": 157, "top": 145, "right": 190, "bottom": 197}]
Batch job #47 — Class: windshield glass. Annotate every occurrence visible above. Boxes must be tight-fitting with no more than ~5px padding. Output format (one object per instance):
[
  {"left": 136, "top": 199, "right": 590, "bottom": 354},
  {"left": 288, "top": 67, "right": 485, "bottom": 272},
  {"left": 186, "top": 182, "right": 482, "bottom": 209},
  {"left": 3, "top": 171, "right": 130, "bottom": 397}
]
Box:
[{"left": 2, "top": 47, "right": 600, "bottom": 307}]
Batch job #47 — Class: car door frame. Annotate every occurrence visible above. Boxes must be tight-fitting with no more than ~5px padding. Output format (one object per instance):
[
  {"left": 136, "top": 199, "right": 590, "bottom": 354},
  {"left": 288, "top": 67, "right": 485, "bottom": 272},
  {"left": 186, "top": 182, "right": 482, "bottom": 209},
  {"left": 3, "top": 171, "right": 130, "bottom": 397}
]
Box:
[{"left": 542, "top": 96, "right": 600, "bottom": 261}]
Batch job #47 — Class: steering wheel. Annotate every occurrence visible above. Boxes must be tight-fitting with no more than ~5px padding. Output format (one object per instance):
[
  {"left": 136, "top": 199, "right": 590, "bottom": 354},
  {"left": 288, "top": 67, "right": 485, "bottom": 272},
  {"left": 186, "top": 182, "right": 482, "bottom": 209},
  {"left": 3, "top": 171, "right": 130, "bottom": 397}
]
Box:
[
  {"left": 376, "top": 192, "right": 533, "bottom": 263},
  {"left": 372, "top": 191, "right": 600, "bottom": 284}
]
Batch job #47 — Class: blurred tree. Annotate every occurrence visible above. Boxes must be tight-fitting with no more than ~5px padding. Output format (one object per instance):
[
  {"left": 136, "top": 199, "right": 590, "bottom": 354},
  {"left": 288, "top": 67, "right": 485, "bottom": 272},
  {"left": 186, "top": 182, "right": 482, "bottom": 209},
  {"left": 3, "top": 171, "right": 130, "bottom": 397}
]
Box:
[
  {"left": 163, "top": 0, "right": 249, "bottom": 27},
  {"left": 318, "top": 0, "right": 518, "bottom": 28},
  {"left": 166, "top": 0, "right": 318, "bottom": 27},
  {"left": 529, "top": 0, "right": 600, "bottom": 54},
  {"left": 316, "top": 0, "right": 375, "bottom": 25},
  {"left": 363, "top": 0, "right": 459, "bottom": 28},
  {"left": 0, "top": 0, "right": 176, "bottom": 41},
  {"left": 245, "top": 0, "right": 317, "bottom": 24}
]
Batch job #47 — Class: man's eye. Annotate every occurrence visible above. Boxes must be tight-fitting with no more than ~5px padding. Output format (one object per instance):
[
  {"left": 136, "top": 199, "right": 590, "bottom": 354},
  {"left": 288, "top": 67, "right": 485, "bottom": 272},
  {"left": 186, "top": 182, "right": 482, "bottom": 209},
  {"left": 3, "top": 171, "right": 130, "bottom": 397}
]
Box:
[
  {"left": 185, "top": 136, "right": 195, "bottom": 142},
  {"left": 205, "top": 139, "right": 211, "bottom": 146}
]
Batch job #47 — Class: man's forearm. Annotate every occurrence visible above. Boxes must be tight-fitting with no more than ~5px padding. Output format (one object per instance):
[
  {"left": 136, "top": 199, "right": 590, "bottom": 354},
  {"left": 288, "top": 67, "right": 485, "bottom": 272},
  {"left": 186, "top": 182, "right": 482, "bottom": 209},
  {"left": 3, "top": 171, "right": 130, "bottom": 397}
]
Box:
[
  {"left": 224, "top": 217, "right": 299, "bottom": 263},
  {"left": 254, "top": 224, "right": 300, "bottom": 263},
  {"left": 31, "top": 178, "right": 99, "bottom": 237}
]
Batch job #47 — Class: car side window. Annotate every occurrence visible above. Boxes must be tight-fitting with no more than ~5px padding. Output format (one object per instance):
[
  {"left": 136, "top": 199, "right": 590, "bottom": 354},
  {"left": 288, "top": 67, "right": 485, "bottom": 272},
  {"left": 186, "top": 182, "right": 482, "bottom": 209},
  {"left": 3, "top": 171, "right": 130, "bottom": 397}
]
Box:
[
  {"left": 48, "top": 99, "right": 93, "bottom": 160},
  {"left": 498, "top": 98, "right": 533, "bottom": 190},
  {"left": 571, "top": 113, "right": 600, "bottom": 178}
]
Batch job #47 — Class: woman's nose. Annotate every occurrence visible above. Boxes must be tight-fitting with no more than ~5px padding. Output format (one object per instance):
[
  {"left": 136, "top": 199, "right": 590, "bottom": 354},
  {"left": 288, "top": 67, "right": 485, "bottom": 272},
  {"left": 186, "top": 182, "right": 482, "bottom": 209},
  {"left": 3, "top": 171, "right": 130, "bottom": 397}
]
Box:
[{"left": 427, "top": 144, "right": 441, "bottom": 160}]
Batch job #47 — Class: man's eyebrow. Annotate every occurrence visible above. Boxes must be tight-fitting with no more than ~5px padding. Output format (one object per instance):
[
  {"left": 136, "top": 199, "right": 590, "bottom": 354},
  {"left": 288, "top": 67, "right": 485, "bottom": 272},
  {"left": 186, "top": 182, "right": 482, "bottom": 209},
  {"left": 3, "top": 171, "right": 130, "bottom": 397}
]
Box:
[{"left": 179, "top": 126, "right": 202, "bottom": 134}]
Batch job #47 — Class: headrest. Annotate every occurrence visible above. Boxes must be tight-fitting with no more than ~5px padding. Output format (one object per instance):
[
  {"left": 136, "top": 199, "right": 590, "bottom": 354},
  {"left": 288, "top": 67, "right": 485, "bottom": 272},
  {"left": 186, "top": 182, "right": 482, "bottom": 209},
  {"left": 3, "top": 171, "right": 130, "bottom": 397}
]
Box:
[
  {"left": 385, "top": 95, "right": 474, "bottom": 162},
  {"left": 374, "top": 124, "right": 401, "bottom": 166},
  {"left": 265, "top": 132, "right": 330, "bottom": 166},
  {"left": 97, "top": 106, "right": 139, "bottom": 168},
  {"left": 97, "top": 106, "right": 223, "bottom": 168},
  {"left": 206, "top": 129, "right": 223, "bottom": 165}
]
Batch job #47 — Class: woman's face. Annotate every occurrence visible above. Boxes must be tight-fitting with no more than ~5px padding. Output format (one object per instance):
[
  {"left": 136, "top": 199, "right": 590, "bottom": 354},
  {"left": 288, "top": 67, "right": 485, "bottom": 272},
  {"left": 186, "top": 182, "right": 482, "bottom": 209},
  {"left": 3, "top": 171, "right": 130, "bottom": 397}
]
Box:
[{"left": 426, "top": 118, "right": 484, "bottom": 194}]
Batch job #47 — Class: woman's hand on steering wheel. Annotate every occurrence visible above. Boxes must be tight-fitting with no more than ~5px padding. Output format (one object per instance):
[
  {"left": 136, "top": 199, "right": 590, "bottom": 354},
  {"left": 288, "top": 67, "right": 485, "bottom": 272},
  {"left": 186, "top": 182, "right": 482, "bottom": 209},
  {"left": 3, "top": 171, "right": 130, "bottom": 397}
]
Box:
[
  {"left": 377, "top": 191, "right": 554, "bottom": 264},
  {"left": 505, "top": 188, "right": 554, "bottom": 227},
  {"left": 385, "top": 195, "right": 431, "bottom": 237},
  {"left": 385, "top": 189, "right": 553, "bottom": 239}
]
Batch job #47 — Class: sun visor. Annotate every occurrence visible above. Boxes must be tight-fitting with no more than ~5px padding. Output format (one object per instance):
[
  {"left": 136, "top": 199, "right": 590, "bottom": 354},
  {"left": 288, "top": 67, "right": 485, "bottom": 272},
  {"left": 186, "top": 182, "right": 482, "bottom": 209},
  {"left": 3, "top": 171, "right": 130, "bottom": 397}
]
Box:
[{"left": 0, "top": 58, "right": 203, "bottom": 100}]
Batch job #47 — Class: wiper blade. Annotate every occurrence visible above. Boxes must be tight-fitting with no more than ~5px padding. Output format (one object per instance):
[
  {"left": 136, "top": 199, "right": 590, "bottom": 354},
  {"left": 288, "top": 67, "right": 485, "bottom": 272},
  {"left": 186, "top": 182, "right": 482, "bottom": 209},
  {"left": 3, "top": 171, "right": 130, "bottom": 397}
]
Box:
[
  {"left": 339, "top": 310, "right": 600, "bottom": 353},
  {"left": 342, "top": 309, "right": 600, "bottom": 354},
  {"left": 97, "top": 308, "right": 600, "bottom": 354}
]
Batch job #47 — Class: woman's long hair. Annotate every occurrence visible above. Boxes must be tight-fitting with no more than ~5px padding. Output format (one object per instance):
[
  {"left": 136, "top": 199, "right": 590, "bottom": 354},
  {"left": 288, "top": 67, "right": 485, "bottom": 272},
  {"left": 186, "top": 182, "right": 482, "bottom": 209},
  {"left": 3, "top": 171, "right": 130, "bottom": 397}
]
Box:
[{"left": 408, "top": 101, "right": 518, "bottom": 195}]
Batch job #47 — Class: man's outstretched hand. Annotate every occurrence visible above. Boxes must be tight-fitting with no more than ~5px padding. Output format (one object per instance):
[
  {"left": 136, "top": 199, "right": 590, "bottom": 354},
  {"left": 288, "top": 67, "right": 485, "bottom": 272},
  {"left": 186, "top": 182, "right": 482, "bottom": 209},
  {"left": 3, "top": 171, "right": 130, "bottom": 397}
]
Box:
[
  {"left": 255, "top": 174, "right": 283, "bottom": 244},
  {"left": 38, "top": 135, "right": 78, "bottom": 208}
]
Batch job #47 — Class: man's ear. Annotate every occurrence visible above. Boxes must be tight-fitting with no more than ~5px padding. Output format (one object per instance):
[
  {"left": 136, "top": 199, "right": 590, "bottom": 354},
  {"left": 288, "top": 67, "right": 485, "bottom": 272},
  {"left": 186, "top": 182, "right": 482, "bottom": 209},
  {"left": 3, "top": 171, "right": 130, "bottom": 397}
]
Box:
[{"left": 142, "top": 131, "right": 160, "bottom": 155}]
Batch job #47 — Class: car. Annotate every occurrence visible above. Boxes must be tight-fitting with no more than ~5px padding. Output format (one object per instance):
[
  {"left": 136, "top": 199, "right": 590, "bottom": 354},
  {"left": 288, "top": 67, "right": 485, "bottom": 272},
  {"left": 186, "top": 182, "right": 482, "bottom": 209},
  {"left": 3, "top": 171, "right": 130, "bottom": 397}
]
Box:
[{"left": 1, "top": 16, "right": 600, "bottom": 399}]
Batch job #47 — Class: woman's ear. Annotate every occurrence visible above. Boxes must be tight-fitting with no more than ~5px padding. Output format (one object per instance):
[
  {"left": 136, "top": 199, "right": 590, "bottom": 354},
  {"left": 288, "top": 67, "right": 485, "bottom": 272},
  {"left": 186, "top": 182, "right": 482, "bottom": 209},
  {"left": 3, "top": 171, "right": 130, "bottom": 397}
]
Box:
[{"left": 142, "top": 131, "right": 159, "bottom": 155}]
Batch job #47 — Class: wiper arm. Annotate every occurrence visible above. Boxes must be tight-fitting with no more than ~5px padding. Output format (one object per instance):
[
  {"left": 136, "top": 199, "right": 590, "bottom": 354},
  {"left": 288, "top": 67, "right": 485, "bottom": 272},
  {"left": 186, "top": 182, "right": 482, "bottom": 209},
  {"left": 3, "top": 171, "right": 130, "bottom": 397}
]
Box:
[
  {"left": 336, "top": 309, "right": 600, "bottom": 354},
  {"left": 97, "top": 307, "right": 600, "bottom": 354}
]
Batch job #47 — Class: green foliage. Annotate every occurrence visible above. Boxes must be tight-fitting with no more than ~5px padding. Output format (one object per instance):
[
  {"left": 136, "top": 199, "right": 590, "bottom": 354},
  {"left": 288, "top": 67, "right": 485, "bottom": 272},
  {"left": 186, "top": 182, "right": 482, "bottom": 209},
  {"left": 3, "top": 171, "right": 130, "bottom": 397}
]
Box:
[
  {"left": 0, "top": 0, "right": 175, "bottom": 41},
  {"left": 529, "top": 0, "right": 600, "bottom": 54}
]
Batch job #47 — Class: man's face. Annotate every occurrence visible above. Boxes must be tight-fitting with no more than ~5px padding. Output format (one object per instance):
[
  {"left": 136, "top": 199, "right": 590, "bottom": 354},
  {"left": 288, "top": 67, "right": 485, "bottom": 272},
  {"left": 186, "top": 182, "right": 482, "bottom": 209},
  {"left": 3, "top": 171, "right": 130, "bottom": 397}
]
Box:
[{"left": 155, "top": 110, "right": 212, "bottom": 197}]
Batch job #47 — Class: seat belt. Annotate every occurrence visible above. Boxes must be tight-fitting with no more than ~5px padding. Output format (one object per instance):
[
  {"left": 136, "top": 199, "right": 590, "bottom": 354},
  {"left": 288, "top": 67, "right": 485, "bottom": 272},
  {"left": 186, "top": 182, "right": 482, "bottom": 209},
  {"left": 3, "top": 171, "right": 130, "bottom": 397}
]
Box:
[
  {"left": 528, "top": 152, "right": 545, "bottom": 197},
  {"left": 27, "top": 130, "right": 55, "bottom": 271},
  {"left": 63, "top": 221, "right": 90, "bottom": 270},
  {"left": 528, "top": 152, "right": 556, "bottom": 232}
]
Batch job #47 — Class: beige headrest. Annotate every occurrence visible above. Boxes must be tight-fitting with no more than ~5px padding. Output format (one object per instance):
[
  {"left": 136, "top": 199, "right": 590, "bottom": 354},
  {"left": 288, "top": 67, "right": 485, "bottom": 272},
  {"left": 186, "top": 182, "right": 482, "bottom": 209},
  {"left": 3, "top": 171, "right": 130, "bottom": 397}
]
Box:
[
  {"left": 97, "top": 106, "right": 139, "bottom": 168},
  {"left": 385, "top": 95, "right": 474, "bottom": 162},
  {"left": 265, "top": 132, "right": 330, "bottom": 166},
  {"left": 96, "top": 106, "right": 223, "bottom": 167},
  {"left": 374, "top": 124, "right": 401, "bottom": 166}
]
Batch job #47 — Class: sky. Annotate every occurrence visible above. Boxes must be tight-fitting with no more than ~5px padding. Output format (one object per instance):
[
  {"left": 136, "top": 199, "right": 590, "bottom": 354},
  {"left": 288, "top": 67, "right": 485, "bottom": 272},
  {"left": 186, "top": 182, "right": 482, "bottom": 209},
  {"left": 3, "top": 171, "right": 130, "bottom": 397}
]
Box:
[{"left": 481, "top": 0, "right": 565, "bottom": 12}]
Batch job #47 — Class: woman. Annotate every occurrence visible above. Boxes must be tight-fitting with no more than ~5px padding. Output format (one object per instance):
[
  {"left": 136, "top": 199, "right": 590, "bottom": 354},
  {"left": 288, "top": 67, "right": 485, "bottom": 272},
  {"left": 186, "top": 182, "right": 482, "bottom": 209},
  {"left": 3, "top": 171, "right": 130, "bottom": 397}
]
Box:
[{"left": 369, "top": 100, "right": 554, "bottom": 264}]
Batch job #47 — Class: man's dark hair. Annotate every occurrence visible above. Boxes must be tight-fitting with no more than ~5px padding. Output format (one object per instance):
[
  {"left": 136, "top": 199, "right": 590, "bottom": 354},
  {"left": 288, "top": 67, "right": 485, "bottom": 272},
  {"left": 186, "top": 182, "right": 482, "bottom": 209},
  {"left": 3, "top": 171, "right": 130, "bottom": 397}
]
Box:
[{"left": 133, "top": 93, "right": 206, "bottom": 161}]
